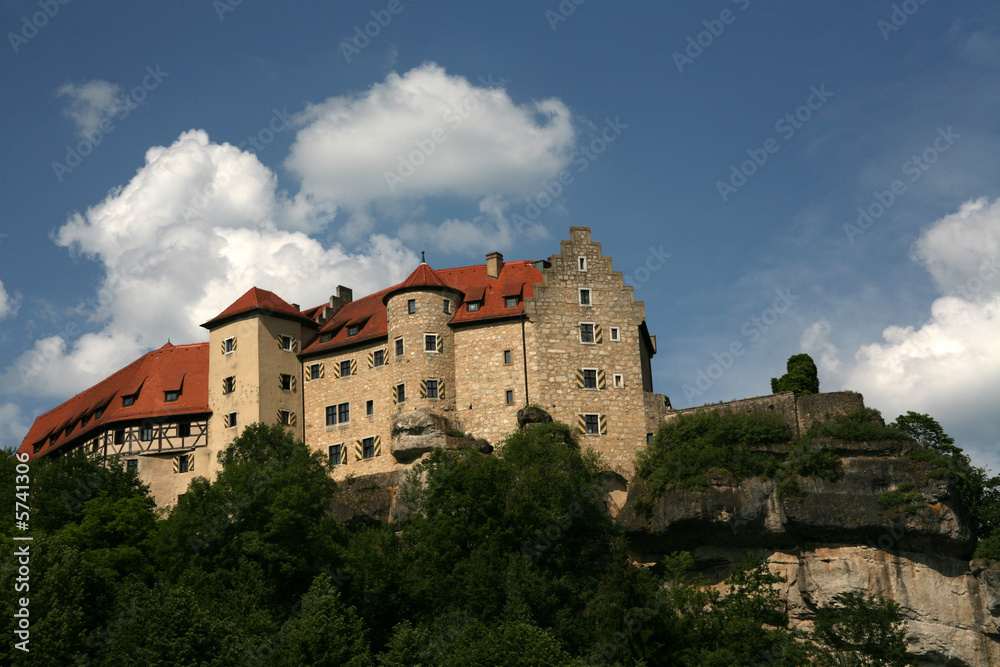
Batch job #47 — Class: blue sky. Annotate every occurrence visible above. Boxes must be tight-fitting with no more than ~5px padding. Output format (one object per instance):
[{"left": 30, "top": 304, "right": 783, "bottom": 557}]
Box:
[{"left": 2, "top": 0, "right": 999, "bottom": 469}]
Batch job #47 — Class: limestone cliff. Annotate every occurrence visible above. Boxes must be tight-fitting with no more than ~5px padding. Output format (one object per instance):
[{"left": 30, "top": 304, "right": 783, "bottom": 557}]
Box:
[{"left": 617, "top": 437, "right": 1000, "bottom": 666}]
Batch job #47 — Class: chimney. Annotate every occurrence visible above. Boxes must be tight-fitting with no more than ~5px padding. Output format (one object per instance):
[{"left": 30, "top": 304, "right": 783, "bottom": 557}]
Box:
[
  {"left": 319, "top": 285, "right": 355, "bottom": 323},
  {"left": 291, "top": 303, "right": 300, "bottom": 311},
  {"left": 337, "top": 285, "right": 353, "bottom": 303},
  {"left": 486, "top": 251, "right": 503, "bottom": 279}
]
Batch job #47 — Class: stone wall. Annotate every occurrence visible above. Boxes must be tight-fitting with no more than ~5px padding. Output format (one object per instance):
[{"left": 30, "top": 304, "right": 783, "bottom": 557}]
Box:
[
  {"left": 453, "top": 319, "right": 526, "bottom": 444},
  {"left": 524, "top": 226, "right": 655, "bottom": 475},
  {"left": 795, "top": 390, "right": 865, "bottom": 433},
  {"left": 668, "top": 391, "right": 799, "bottom": 433}
]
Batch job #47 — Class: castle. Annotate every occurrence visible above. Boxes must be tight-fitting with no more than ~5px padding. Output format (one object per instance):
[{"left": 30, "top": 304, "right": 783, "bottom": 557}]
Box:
[{"left": 19, "top": 227, "right": 675, "bottom": 506}]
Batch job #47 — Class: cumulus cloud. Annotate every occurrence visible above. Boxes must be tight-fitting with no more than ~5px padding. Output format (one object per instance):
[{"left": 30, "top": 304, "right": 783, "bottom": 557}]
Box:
[
  {"left": 286, "top": 63, "right": 576, "bottom": 212},
  {"left": 56, "top": 80, "right": 125, "bottom": 139},
  {"left": 397, "top": 195, "right": 548, "bottom": 256},
  {"left": 0, "top": 402, "right": 30, "bottom": 450},
  {"left": 804, "top": 197, "right": 1000, "bottom": 466},
  {"left": 1, "top": 129, "right": 416, "bottom": 400},
  {"left": 0, "top": 280, "right": 20, "bottom": 319}
]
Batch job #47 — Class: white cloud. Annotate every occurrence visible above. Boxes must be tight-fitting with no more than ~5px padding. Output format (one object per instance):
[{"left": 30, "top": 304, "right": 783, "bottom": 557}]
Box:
[
  {"left": 0, "top": 280, "right": 20, "bottom": 319},
  {"left": 0, "top": 402, "right": 30, "bottom": 450},
  {"left": 1, "top": 129, "right": 416, "bottom": 401},
  {"left": 286, "top": 63, "right": 576, "bottom": 212},
  {"left": 56, "top": 80, "right": 125, "bottom": 139},
  {"left": 804, "top": 197, "right": 1000, "bottom": 468}
]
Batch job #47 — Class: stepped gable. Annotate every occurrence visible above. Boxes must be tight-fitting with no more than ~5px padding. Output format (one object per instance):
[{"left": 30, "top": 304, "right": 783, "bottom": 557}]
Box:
[
  {"left": 201, "top": 286, "right": 317, "bottom": 329},
  {"left": 17, "top": 342, "right": 210, "bottom": 459},
  {"left": 301, "top": 260, "right": 543, "bottom": 355}
]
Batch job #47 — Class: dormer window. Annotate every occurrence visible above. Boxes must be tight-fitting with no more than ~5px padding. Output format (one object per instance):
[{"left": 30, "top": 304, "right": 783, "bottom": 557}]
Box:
[
  {"left": 347, "top": 324, "right": 360, "bottom": 337},
  {"left": 504, "top": 296, "right": 519, "bottom": 308},
  {"left": 94, "top": 408, "right": 103, "bottom": 420},
  {"left": 165, "top": 391, "right": 179, "bottom": 402},
  {"left": 320, "top": 333, "right": 333, "bottom": 343},
  {"left": 467, "top": 301, "right": 481, "bottom": 312},
  {"left": 122, "top": 394, "right": 136, "bottom": 407}
]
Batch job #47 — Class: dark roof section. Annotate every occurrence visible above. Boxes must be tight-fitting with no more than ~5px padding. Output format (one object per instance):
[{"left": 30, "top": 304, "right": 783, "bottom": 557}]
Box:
[
  {"left": 201, "top": 287, "right": 318, "bottom": 329},
  {"left": 18, "top": 342, "right": 210, "bottom": 459},
  {"left": 302, "top": 260, "right": 544, "bottom": 356}
]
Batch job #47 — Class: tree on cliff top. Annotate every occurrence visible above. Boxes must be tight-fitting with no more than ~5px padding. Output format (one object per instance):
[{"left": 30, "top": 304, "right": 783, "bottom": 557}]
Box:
[{"left": 771, "top": 353, "right": 820, "bottom": 396}]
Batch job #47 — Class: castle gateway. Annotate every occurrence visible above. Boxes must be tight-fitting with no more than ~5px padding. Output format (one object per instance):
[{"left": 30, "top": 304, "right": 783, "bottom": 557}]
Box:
[{"left": 19, "top": 227, "right": 672, "bottom": 506}]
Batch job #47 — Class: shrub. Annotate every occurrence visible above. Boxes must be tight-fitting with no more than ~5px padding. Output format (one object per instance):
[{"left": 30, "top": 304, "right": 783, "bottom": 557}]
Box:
[
  {"left": 636, "top": 411, "right": 790, "bottom": 493},
  {"left": 785, "top": 439, "right": 841, "bottom": 481},
  {"left": 807, "top": 407, "right": 910, "bottom": 442}
]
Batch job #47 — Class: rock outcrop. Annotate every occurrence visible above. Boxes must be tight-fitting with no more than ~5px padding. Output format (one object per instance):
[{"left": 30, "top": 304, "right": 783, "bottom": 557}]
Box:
[{"left": 619, "top": 438, "right": 999, "bottom": 666}]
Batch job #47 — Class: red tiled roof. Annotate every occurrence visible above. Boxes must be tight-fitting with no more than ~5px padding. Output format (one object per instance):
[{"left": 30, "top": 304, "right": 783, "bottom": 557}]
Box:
[
  {"left": 302, "top": 260, "right": 543, "bottom": 355},
  {"left": 201, "top": 287, "right": 317, "bottom": 329},
  {"left": 18, "top": 342, "right": 210, "bottom": 460}
]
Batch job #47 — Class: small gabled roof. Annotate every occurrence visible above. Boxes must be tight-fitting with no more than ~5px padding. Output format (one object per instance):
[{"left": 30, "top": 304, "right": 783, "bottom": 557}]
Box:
[
  {"left": 201, "top": 287, "right": 318, "bottom": 329},
  {"left": 382, "top": 263, "right": 463, "bottom": 304}
]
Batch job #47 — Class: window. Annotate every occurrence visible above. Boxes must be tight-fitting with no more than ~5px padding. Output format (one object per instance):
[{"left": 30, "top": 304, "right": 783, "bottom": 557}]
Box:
[
  {"left": 407, "top": 299, "right": 416, "bottom": 314},
  {"left": 366, "top": 400, "right": 374, "bottom": 416},
  {"left": 226, "top": 412, "right": 237, "bottom": 428},
  {"left": 424, "top": 333, "right": 438, "bottom": 352},
  {"left": 94, "top": 408, "right": 103, "bottom": 420},
  {"left": 81, "top": 414, "right": 90, "bottom": 427},
  {"left": 122, "top": 394, "right": 136, "bottom": 407},
  {"left": 325, "top": 406, "right": 336, "bottom": 426},
  {"left": 610, "top": 327, "right": 620, "bottom": 342},
  {"left": 338, "top": 402, "right": 350, "bottom": 424},
  {"left": 279, "top": 334, "right": 294, "bottom": 351},
  {"left": 443, "top": 299, "right": 451, "bottom": 314},
  {"left": 126, "top": 459, "right": 138, "bottom": 475},
  {"left": 362, "top": 437, "right": 376, "bottom": 459},
  {"left": 425, "top": 379, "right": 439, "bottom": 399},
  {"left": 278, "top": 410, "right": 294, "bottom": 426},
  {"left": 580, "top": 323, "right": 595, "bottom": 344},
  {"left": 140, "top": 426, "right": 153, "bottom": 441},
  {"left": 347, "top": 324, "right": 360, "bottom": 337},
  {"left": 308, "top": 363, "right": 323, "bottom": 380},
  {"left": 165, "top": 390, "right": 179, "bottom": 402},
  {"left": 395, "top": 338, "right": 404, "bottom": 356},
  {"left": 613, "top": 374, "right": 624, "bottom": 388},
  {"left": 395, "top": 383, "right": 406, "bottom": 403},
  {"left": 329, "top": 444, "right": 344, "bottom": 466},
  {"left": 579, "top": 256, "right": 587, "bottom": 271},
  {"left": 579, "top": 288, "right": 592, "bottom": 306},
  {"left": 503, "top": 350, "right": 512, "bottom": 364},
  {"left": 584, "top": 414, "right": 600, "bottom": 435},
  {"left": 340, "top": 360, "right": 353, "bottom": 377},
  {"left": 647, "top": 433, "right": 654, "bottom": 444},
  {"left": 373, "top": 349, "right": 386, "bottom": 367},
  {"left": 504, "top": 296, "right": 519, "bottom": 308},
  {"left": 505, "top": 390, "right": 514, "bottom": 404},
  {"left": 223, "top": 337, "right": 236, "bottom": 354},
  {"left": 467, "top": 301, "right": 481, "bottom": 312},
  {"left": 582, "top": 369, "right": 597, "bottom": 389},
  {"left": 177, "top": 423, "right": 191, "bottom": 438},
  {"left": 280, "top": 374, "right": 293, "bottom": 391},
  {"left": 32, "top": 441, "right": 43, "bottom": 454},
  {"left": 178, "top": 453, "right": 192, "bottom": 473},
  {"left": 223, "top": 376, "right": 235, "bottom": 394},
  {"left": 114, "top": 429, "right": 125, "bottom": 445},
  {"left": 320, "top": 332, "right": 333, "bottom": 343}
]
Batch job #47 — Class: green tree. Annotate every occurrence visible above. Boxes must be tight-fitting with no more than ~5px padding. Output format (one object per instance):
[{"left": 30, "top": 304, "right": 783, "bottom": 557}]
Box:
[
  {"left": 813, "top": 592, "right": 911, "bottom": 666},
  {"left": 890, "top": 412, "right": 960, "bottom": 456},
  {"left": 152, "top": 423, "right": 343, "bottom": 606},
  {"left": 771, "top": 353, "right": 820, "bottom": 396},
  {"left": 268, "top": 573, "right": 373, "bottom": 666}
]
